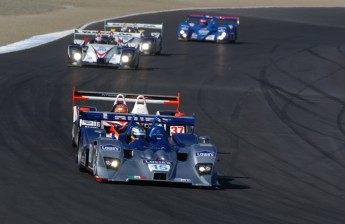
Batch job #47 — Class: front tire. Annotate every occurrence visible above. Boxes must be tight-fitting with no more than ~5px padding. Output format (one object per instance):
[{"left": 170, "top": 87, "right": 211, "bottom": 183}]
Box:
[
  {"left": 77, "top": 143, "right": 86, "bottom": 172},
  {"left": 72, "top": 125, "right": 78, "bottom": 147}
]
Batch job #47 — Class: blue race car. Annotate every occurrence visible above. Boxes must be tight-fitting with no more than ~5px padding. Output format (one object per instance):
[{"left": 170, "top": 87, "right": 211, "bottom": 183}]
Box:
[
  {"left": 177, "top": 14, "right": 239, "bottom": 43},
  {"left": 71, "top": 89, "right": 220, "bottom": 188}
]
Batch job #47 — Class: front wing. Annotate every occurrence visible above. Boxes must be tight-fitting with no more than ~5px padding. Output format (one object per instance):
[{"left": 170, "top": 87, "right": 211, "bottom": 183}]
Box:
[{"left": 94, "top": 157, "right": 219, "bottom": 188}]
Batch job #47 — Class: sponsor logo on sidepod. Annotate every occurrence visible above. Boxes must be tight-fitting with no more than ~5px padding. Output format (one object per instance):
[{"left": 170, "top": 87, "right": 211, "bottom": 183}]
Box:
[
  {"left": 100, "top": 145, "right": 121, "bottom": 151},
  {"left": 195, "top": 151, "right": 216, "bottom": 157}
]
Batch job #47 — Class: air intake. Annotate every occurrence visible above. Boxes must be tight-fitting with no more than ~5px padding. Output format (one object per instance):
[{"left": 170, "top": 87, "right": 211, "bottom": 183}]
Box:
[{"left": 153, "top": 173, "right": 167, "bottom": 180}]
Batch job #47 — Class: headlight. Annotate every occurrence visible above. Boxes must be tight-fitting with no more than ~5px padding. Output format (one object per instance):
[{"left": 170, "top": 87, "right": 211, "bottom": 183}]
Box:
[
  {"left": 195, "top": 163, "right": 212, "bottom": 175},
  {"left": 180, "top": 30, "right": 187, "bottom": 38},
  {"left": 73, "top": 52, "right": 82, "bottom": 60},
  {"left": 142, "top": 43, "right": 150, "bottom": 50},
  {"left": 121, "top": 55, "right": 130, "bottom": 63},
  {"left": 218, "top": 32, "right": 227, "bottom": 40},
  {"left": 104, "top": 157, "right": 120, "bottom": 170}
]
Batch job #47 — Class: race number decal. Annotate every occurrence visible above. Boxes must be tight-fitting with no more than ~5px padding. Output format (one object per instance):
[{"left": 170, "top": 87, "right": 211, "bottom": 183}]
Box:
[
  {"left": 170, "top": 126, "right": 185, "bottom": 134},
  {"left": 148, "top": 164, "right": 170, "bottom": 172}
]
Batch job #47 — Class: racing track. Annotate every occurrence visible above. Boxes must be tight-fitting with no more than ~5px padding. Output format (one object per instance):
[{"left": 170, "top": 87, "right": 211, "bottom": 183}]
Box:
[{"left": 1, "top": 8, "right": 345, "bottom": 224}]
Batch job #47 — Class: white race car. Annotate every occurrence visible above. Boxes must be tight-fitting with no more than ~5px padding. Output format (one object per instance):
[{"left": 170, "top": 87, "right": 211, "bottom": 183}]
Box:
[
  {"left": 67, "top": 29, "right": 141, "bottom": 69},
  {"left": 105, "top": 22, "right": 163, "bottom": 55}
]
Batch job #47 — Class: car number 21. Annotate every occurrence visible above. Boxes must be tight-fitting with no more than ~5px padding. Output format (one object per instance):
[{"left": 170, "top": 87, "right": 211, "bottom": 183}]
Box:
[{"left": 148, "top": 164, "right": 170, "bottom": 172}]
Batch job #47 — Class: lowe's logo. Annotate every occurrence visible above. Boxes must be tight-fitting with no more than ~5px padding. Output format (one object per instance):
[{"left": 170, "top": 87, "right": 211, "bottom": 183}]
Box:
[
  {"left": 143, "top": 160, "right": 172, "bottom": 165},
  {"left": 196, "top": 151, "right": 215, "bottom": 157},
  {"left": 100, "top": 145, "right": 121, "bottom": 151}
]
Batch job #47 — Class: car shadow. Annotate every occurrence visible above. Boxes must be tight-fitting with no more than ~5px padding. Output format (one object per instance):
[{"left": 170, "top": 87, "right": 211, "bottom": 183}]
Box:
[{"left": 217, "top": 176, "right": 251, "bottom": 190}]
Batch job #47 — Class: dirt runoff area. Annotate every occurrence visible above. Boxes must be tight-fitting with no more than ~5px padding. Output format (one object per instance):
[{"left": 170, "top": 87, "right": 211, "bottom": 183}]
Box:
[{"left": 1, "top": 0, "right": 344, "bottom": 46}]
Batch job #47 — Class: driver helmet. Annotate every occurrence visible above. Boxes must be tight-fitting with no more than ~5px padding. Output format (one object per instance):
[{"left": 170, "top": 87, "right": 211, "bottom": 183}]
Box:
[
  {"left": 108, "top": 31, "right": 115, "bottom": 38},
  {"left": 95, "top": 31, "right": 102, "bottom": 42},
  {"left": 107, "top": 31, "right": 116, "bottom": 43},
  {"left": 200, "top": 16, "right": 208, "bottom": 26},
  {"left": 114, "top": 103, "right": 128, "bottom": 113},
  {"left": 130, "top": 126, "right": 146, "bottom": 141},
  {"left": 121, "top": 26, "right": 128, "bottom": 32}
]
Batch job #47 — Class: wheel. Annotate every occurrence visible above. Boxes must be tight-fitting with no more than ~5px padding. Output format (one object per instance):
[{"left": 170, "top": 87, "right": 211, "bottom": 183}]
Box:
[
  {"left": 93, "top": 153, "right": 103, "bottom": 182},
  {"left": 92, "top": 155, "right": 97, "bottom": 176},
  {"left": 77, "top": 143, "right": 86, "bottom": 172},
  {"left": 71, "top": 125, "right": 78, "bottom": 147}
]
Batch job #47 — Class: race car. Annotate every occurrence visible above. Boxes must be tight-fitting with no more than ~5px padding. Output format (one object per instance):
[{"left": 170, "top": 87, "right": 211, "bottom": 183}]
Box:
[
  {"left": 177, "top": 14, "right": 239, "bottom": 43},
  {"left": 105, "top": 22, "right": 163, "bottom": 55},
  {"left": 72, "top": 98, "right": 219, "bottom": 188},
  {"left": 67, "top": 29, "right": 141, "bottom": 69}
]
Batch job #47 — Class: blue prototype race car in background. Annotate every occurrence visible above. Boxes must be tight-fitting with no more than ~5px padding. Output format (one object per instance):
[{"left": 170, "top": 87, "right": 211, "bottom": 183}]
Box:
[{"left": 177, "top": 14, "right": 240, "bottom": 43}]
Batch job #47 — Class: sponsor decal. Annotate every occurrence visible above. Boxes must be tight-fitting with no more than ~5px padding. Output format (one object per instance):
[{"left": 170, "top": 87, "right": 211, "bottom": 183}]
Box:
[
  {"left": 97, "top": 47, "right": 107, "bottom": 53},
  {"left": 143, "top": 160, "right": 172, "bottom": 172},
  {"left": 198, "top": 30, "right": 209, "bottom": 35},
  {"left": 143, "top": 160, "right": 172, "bottom": 165},
  {"left": 101, "top": 93, "right": 117, "bottom": 97},
  {"left": 100, "top": 144, "right": 121, "bottom": 151},
  {"left": 174, "top": 178, "right": 191, "bottom": 182},
  {"left": 83, "top": 120, "right": 93, "bottom": 125},
  {"left": 81, "top": 120, "right": 100, "bottom": 127},
  {"left": 128, "top": 175, "right": 147, "bottom": 180},
  {"left": 195, "top": 151, "right": 216, "bottom": 157}
]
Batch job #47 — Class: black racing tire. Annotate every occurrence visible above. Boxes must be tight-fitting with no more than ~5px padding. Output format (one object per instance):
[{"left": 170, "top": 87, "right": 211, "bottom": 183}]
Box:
[
  {"left": 77, "top": 143, "right": 86, "bottom": 172},
  {"left": 71, "top": 126, "right": 78, "bottom": 147},
  {"left": 92, "top": 154, "right": 98, "bottom": 178}
]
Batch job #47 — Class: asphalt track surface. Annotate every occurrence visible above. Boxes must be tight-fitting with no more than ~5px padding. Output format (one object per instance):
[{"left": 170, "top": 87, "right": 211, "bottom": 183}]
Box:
[{"left": 1, "top": 7, "right": 345, "bottom": 224}]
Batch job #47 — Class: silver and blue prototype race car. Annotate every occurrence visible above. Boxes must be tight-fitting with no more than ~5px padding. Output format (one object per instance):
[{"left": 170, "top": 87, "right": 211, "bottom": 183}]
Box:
[
  {"left": 177, "top": 14, "right": 239, "bottom": 43},
  {"left": 105, "top": 22, "right": 163, "bottom": 55},
  {"left": 71, "top": 89, "right": 219, "bottom": 188},
  {"left": 67, "top": 29, "right": 140, "bottom": 69}
]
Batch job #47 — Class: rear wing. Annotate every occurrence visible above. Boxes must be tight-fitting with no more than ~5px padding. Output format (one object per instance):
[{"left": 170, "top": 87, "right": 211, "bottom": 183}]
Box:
[
  {"left": 78, "top": 111, "right": 193, "bottom": 126},
  {"left": 73, "top": 29, "right": 142, "bottom": 44},
  {"left": 72, "top": 88, "right": 181, "bottom": 114},
  {"left": 75, "top": 110, "right": 194, "bottom": 136},
  {"left": 105, "top": 22, "right": 163, "bottom": 36},
  {"left": 188, "top": 14, "right": 240, "bottom": 25}
]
